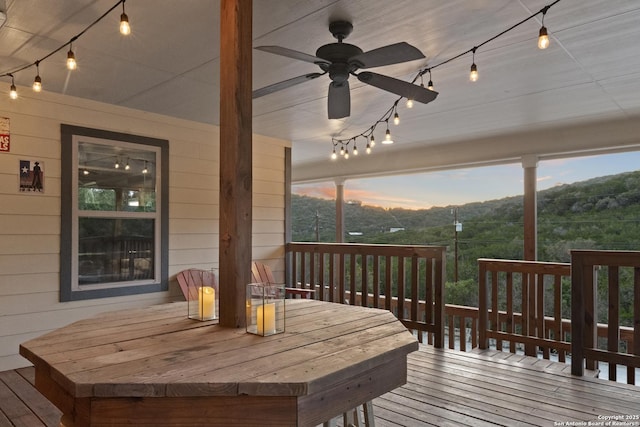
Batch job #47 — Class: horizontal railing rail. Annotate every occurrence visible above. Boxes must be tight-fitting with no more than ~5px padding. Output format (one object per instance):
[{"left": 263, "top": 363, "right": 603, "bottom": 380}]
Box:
[{"left": 286, "top": 242, "right": 446, "bottom": 348}]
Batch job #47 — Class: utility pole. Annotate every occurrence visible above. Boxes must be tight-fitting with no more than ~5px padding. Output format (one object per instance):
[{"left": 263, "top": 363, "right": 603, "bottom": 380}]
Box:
[{"left": 452, "top": 207, "right": 462, "bottom": 283}]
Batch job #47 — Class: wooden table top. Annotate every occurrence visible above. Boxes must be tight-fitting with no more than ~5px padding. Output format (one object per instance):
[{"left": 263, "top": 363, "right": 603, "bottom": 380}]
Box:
[{"left": 20, "top": 299, "right": 418, "bottom": 400}]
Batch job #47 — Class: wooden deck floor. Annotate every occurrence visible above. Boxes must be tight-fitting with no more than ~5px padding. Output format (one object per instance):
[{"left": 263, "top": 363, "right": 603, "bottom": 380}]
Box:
[{"left": 2, "top": 345, "right": 639, "bottom": 427}]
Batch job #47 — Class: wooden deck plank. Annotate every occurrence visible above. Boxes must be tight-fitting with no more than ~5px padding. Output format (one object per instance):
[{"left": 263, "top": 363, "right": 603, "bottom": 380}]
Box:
[{"left": 5, "top": 343, "right": 640, "bottom": 427}]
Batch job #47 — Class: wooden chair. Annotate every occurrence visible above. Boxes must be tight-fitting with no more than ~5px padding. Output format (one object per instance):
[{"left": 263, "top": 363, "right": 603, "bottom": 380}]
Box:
[
  {"left": 251, "top": 261, "right": 315, "bottom": 299},
  {"left": 176, "top": 268, "right": 218, "bottom": 300}
]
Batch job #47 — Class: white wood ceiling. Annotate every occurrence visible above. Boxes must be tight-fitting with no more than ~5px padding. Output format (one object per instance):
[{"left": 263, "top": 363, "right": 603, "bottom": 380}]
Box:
[{"left": 2, "top": 0, "right": 640, "bottom": 182}]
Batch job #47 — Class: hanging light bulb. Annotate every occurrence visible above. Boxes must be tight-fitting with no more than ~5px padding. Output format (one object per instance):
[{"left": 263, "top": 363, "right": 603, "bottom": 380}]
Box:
[
  {"left": 339, "top": 146, "right": 345, "bottom": 156},
  {"left": 370, "top": 134, "right": 376, "bottom": 148},
  {"left": 353, "top": 144, "right": 358, "bottom": 156},
  {"left": 393, "top": 111, "right": 400, "bottom": 126},
  {"left": 469, "top": 48, "right": 479, "bottom": 82},
  {"left": 365, "top": 143, "right": 371, "bottom": 154},
  {"left": 142, "top": 161, "right": 148, "bottom": 174},
  {"left": 83, "top": 169, "right": 90, "bottom": 175},
  {"left": 538, "top": 7, "right": 550, "bottom": 50},
  {"left": 125, "top": 158, "right": 130, "bottom": 170},
  {"left": 344, "top": 148, "right": 349, "bottom": 160},
  {"left": 331, "top": 148, "right": 337, "bottom": 160},
  {"left": 538, "top": 26, "right": 549, "bottom": 49},
  {"left": 383, "top": 124, "right": 394, "bottom": 145},
  {"left": 120, "top": 1, "right": 131, "bottom": 35},
  {"left": 406, "top": 98, "right": 413, "bottom": 108},
  {"left": 33, "top": 62, "right": 42, "bottom": 92},
  {"left": 427, "top": 69, "right": 434, "bottom": 91},
  {"left": 114, "top": 159, "right": 120, "bottom": 169},
  {"left": 67, "top": 43, "right": 77, "bottom": 70},
  {"left": 9, "top": 74, "right": 17, "bottom": 100}
]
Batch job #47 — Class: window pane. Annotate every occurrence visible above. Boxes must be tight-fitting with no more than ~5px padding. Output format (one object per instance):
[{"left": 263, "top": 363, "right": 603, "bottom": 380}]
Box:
[
  {"left": 78, "top": 141, "right": 156, "bottom": 212},
  {"left": 78, "top": 218, "right": 155, "bottom": 285}
]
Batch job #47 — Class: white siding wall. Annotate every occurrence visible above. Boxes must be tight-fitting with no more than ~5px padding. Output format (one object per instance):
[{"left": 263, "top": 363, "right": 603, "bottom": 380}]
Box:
[{"left": 0, "top": 89, "right": 289, "bottom": 371}]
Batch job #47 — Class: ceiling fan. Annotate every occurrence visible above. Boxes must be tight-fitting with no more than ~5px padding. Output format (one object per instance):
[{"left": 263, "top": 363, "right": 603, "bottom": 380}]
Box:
[{"left": 253, "top": 21, "right": 438, "bottom": 119}]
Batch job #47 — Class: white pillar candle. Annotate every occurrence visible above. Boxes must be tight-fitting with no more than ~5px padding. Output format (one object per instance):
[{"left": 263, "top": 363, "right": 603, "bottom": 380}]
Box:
[
  {"left": 257, "top": 302, "right": 276, "bottom": 335},
  {"left": 198, "top": 286, "right": 215, "bottom": 319}
]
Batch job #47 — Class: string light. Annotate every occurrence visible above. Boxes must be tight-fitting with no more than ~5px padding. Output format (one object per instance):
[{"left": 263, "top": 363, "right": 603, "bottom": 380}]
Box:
[
  {"left": 469, "top": 47, "right": 479, "bottom": 82},
  {"left": 328, "top": 0, "right": 561, "bottom": 159},
  {"left": 67, "top": 43, "right": 77, "bottom": 70},
  {"left": 33, "top": 61, "right": 42, "bottom": 92},
  {"left": 538, "top": 6, "right": 550, "bottom": 49},
  {"left": 353, "top": 142, "right": 359, "bottom": 156},
  {"left": 125, "top": 159, "right": 130, "bottom": 170},
  {"left": 393, "top": 110, "right": 400, "bottom": 125},
  {"left": 120, "top": 0, "right": 131, "bottom": 35},
  {"left": 9, "top": 74, "right": 17, "bottom": 99},
  {"left": 366, "top": 143, "right": 371, "bottom": 154},
  {"left": 331, "top": 148, "right": 337, "bottom": 160},
  {"left": 114, "top": 158, "right": 120, "bottom": 169},
  {"left": 2, "top": 1, "right": 130, "bottom": 99},
  {"left": 142, "top": 161, "right": 149, "bottom": 174},
  {"left": 383, "top": 122, "right": 394, "bottom": 145}
]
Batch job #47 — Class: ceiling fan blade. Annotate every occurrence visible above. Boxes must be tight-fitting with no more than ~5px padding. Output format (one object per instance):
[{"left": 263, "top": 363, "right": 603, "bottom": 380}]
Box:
[
  {"left": 255, "top": 45, "right": 328, "bottom": 65},
  {"left": 357, "top": 71, "right": 438, "bottom": 104},
  {"left": 350, "top": 42, "right": 425, "bottom": 69},
  {"left": 328, "top": 81, "right": 350, "bottom": 119},
  {"left": 253, "top": 72, "right": 324, "bottom": 99}
]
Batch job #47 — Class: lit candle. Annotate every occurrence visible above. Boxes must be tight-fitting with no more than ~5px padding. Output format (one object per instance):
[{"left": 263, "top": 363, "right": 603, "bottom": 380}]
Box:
[
  {"left": 256, "top": 303, "right": 276, "bottom": 335},
  {"left": 198, "top": 286, "right": 215, "bottom": 319}
]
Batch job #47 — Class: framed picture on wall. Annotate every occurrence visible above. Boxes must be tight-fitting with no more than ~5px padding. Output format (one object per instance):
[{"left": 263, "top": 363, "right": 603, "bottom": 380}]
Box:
[{"left": 19, "top": 159, "right": 44, "bottom": 193}]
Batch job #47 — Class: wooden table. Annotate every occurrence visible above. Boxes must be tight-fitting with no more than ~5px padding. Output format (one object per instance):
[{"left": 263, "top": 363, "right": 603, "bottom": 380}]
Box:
[{"left": 20, "top": 299, "right": 418, "bottom": 427}]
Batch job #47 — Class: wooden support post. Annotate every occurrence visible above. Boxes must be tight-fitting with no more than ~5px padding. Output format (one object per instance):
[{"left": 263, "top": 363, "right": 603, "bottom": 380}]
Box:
[
  {"left": 522, "top": 155, "right": 538, "bottom": 261},
  {"left": 335, "top": 178, "right": 345, "bottom": 243},
  {"left": 219, "top": 0, "right": 252, "bottom": 328}
]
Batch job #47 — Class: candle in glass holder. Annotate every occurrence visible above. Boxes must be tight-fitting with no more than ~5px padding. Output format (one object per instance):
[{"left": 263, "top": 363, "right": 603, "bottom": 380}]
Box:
[
  {"left": 198, "top": 286, "right": 215, "bottom": 319},
  {"left": 256, "top": 303, "right": 276, "bottom": 335}
]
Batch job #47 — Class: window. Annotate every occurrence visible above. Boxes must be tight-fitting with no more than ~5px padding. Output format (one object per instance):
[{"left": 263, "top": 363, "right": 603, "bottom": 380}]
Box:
[{"left": 60, "top": 125, "right": 168, "bottom": 301}]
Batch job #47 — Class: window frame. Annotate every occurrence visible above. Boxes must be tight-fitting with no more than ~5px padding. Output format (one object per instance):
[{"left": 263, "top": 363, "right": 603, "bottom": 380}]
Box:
[{"left": 60, "top": 124, "right": 169, "bottom": 301}]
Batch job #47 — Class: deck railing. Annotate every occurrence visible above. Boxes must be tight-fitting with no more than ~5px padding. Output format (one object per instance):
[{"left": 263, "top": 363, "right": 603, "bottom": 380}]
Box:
[
  {"left": 285, "top": 242, "right": 446, "bottom": 347},
  {"left": 571, "top": 250, "right": 640, "bottom": 384},
  {"left": 478, "top": 258, "right": 573, "bottom": 360},
  {"left": 286, "top": 244, "right": 639, "bottom": 383}
]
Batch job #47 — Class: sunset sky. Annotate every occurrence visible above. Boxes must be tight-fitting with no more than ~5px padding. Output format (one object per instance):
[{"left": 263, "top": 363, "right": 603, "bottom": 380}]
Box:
[{"left": 293, "top": 151, "right": 640, "bottom": 210}]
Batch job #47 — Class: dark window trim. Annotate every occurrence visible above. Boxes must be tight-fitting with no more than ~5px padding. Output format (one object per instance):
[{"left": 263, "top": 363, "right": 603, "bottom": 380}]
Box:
[{"left": 60, "top": 124, "right": 169, "bottom": 302}]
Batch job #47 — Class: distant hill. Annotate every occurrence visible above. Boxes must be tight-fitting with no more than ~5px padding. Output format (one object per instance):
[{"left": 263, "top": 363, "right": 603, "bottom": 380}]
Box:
[{"left": 292, "top": 170, "right": 640, "bottom": 266}]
